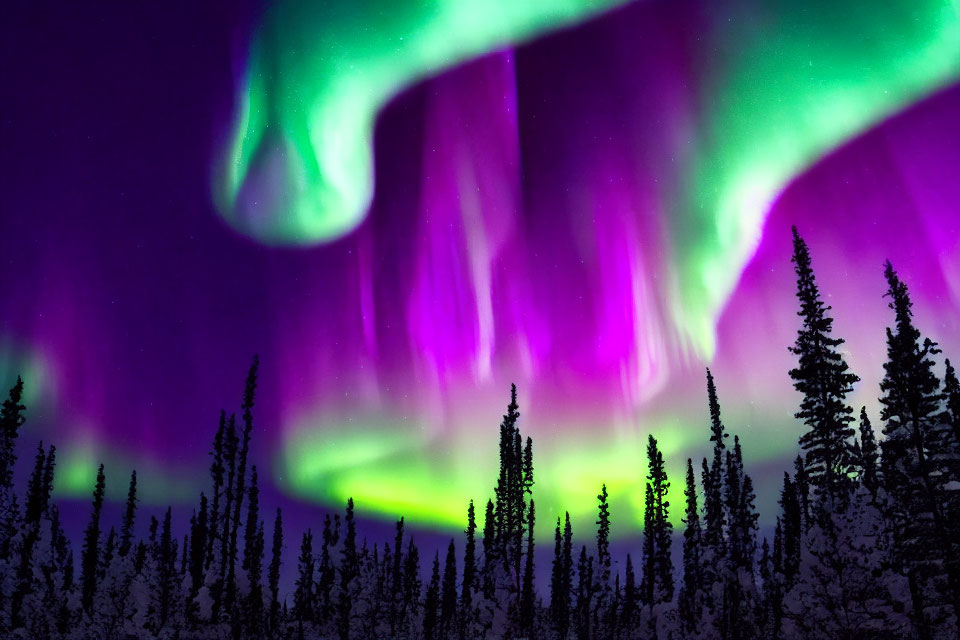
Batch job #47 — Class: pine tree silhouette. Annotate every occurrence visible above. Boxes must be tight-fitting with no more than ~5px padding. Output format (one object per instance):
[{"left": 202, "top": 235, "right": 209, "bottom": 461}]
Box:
[
  {"left": 788, "top": 227, "right": 859, "bottom": 509},
  {"left": 207, "top": 411, "right": 225, "bottom": 570},
  {"left": 622, "top": 553, "right": 637, "bottom": 629},
  {"left": 519, "top": 499, "right": 535, "bottom": 636},
  {"left": 647, "top": 435, "right": 674, "bottom": 603},
  {"left": 80, "top": 463, "right": 106, "bottom": 614},
  {"left": 879, "top": 260, "right": 960, "bottom": 626},
  {"left": 268, "top": 508, "right": 284, "bottom": 633},
  {"left": 293, "top": 529, "right": 315, "bottom": 623},
  {"left": 337, "top": 497, "right": 358, "bottom": 640},
  {"left": 441, "top": 538, "right": 458, "bottom": 632},
  {"left": 678, "top": 458, "right": 703, "bottom": 633},
  {"left": 0, "top": 376, "right": 25, "bottom": 488},
  {"left": 857, "top": 407, "right": 880, "bottom": 496},
  {"left": 460, "top": 500, "right": 477, "bottom": 638},
  {"left": 423, "top": 551, "right": 441, "bottom": 640}
]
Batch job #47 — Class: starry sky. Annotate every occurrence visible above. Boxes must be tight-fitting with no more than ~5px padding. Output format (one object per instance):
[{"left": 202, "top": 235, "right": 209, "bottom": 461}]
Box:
[{"left": 1, "top": 0, "right": 959, "bottom": 541}]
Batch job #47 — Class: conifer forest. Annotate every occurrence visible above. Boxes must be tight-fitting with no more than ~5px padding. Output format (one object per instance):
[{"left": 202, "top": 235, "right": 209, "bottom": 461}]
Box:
[
  {"left": 4, "top": 1, "right": 960, "bottom": 639},
  {"left": 1, "top": 230, "right": 960, "bottom": 639}
]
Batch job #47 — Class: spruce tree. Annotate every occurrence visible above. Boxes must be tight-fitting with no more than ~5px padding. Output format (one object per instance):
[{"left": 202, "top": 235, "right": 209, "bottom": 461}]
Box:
[
  {"left": 390, "top": 517, "right": 405, "bottom": 636},
  {"left": 207, "top": 411, "right": 226, "bottom": 569},
  {"left": 519, "top": 499, "right": 535, "bottom": 636},
  {"left": 268, "top": 508, "right": 283, "bottom": 633},
  {"left": 189, "top": 493, "right": 208, "bottom": 596},
  {"left": 120, "top": 469, "right": 137, "bottom": 557},
  {"left": 647, "top": 435, "right": 674, "bottom": 603},
  {"left": 402, "top": 539, "right": 422, "bottom": 630},
  {"left": 154, "top": 507, "right": 177, "bottom": 633},
  {"left": 229, "top": 356, "right": 259, "bottom": 610},
  {"left": 574, "top": 545, "right": 594, "bottom": 640},
  {"left": 243, "top": 466, "right": 264, "bottom": 631},
  {"left": 679, "top": 458, "right": 704, "bottom": 633},
  {"left": 779, "top": 473, "right": 801, "bottom": 582},
  {"left": 704, "top": 368, "right": 728, "bottom": 553},
  {"left": 879, "top": 260, "right": 960, "bottom": 623},
  {"left": 792, "top": 456, "right": 810, "bottom": 529},
  {"left": 0, "top": 376, "right": 26, "bottom": 488},
  {"left": 460, "top": 500, "right": 477, "bottom": 634},
  {"left": 550, "top": 516, "right": 566, "bottom": 637},
  {"left": 550, "top": 513, "right": 573, "bottom": 639},
  {"left": 595, "top": 484, "right": 611, "bottom": 600},
  {"left": 481, "top": 499, "right": 496, "bottom": 599},
  {"left": 293, "top": 529, "right": 315, "bottom": 623},
  {"left": 40, "top": 443, "right": 55, "bottom": 516},
  {"left": 216, "top": 411, "right": 238, "bottom": 618},
  {"left": 338, "top": 497, "right": 358, "bottom": 640},
  {"left": 80, "top": 463, "right": 106, "bottom": 614},
  {"left": 24, "top": 441, "right": 47, "bottom": 525},
  {"left": 622, "top": 553, "right": 637, "bottom": 628},
  {"left": 788, "top": 227, "right": 859, "bottom": 508},
  {"left": 857, "top": 407, "right": 880, "bottom": 496},
  {"left": 441, "top": 538, "right": 458, "bottom": 632},
  {"left": 640, "top": 482, "right": 655, "bottom": 608},
  {"left": 423, "top": 552, "right": 441, "bottom": 640}
]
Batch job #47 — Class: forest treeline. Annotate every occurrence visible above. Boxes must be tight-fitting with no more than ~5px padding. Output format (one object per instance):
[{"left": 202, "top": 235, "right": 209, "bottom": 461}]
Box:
[{"left": 1, "top": 226, "right": 959, "bottom": 639}]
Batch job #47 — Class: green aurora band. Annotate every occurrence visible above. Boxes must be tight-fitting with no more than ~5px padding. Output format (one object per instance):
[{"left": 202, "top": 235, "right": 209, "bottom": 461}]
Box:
[{"left": 214, "top": 0, "right": 631, "bottom": 244}]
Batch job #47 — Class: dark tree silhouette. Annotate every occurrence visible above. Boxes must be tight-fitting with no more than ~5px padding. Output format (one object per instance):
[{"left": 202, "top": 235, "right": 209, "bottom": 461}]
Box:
[
  {"left": 788, "top": 226, "right": 859, "bottom": 508},
  {"left": 80, "top": 463, "right": 106, "bottom": 614}
]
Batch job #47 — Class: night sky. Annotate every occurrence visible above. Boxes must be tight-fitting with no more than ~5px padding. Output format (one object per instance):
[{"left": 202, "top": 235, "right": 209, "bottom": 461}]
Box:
[{"left": 2, "top": 0, "right": 960, "bottom": 546}]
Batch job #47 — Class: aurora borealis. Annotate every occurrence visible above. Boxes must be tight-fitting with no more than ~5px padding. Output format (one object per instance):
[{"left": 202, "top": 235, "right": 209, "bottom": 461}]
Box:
[{"left": 2, "top": 0, "right": 960, "bottom": 540}]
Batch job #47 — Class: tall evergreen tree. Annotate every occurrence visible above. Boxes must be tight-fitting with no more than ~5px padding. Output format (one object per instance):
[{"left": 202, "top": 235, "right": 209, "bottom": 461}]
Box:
[
  {"left": 595, "top": 484, "right": 611, "bottom": 599},
  {"left": 293, "top": 529, "right": 315, "bottom": 623},
  {"left": 243, "top": 466, "right": 264, "bottom": 631},
  {"left": 24, "top": 441, "right": 47, "bottom": 525},
  {"left": 0, "top": 376, "right": 25, "bottom": 488},
  {"left": 574, "top": 545, "right": 594, "bottom": 640},
  {"left": 622, "top": 553, "right": 637, "bottom": 629},
  {"left": 423, "top": 552, "right": 441, "bottom": 640},
  {"left": 189, "top": 493, "right": 208, "bottom": 596},
  {"left": 216, "top": 412, "right": 239, "bottom": 617},
  {"left": 550, "top": 513, "right": 573, "bottom": 639},
  {"left": 118, "top": 470, "right": 137, "bottom": 557},
  {"left": 788, "top": 226, "right": 859, "bottom": 508},
  {"left": 640, "top": 483, "right": 655, "bottom": 608},
  {"left": 268, "top": 508, "right": 283, "bottom": 633},
  {"left": 154, "top": 507, "right": 178, "bottom": 634},
  {"left": 80, "top": 463, "right": 106, "bottom": 614},
  {"left": 857, "top": 407, "right": 880, "bottom": 496},
  {"left": 441, "top": 538, "right": 458, "bottom": 632},
  {"left": 460, "top": 500, "right": 477, "bottom": 632},
  {"left": 879, "top": 260, "right": 960, "bottom": 624},
  {"left": 229, "top": 356, "right": 259, "bottom": 610},
  {"left": 207, "top": 411, "right": 226, "bottom": 569},
  {"left": 519, "top": 499, "right": 535, "bottom": 636},
  {"left": 40, "top": 443, "right": 56, "bottom": 516},
  {"left": 647, "top": 435, "right": 674, "bottom": 603},
  {"left": 338, "top": 497, "right": 359, "bottom": 640},
  {"left": 704, "top": 368, "right": 729, "bottom": 553},
  {"left": 679, "top": 458, "right": 704, "bottom": 633},
  {"left": 779, "top": 473, "right": 801, "bottom": 583}
]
